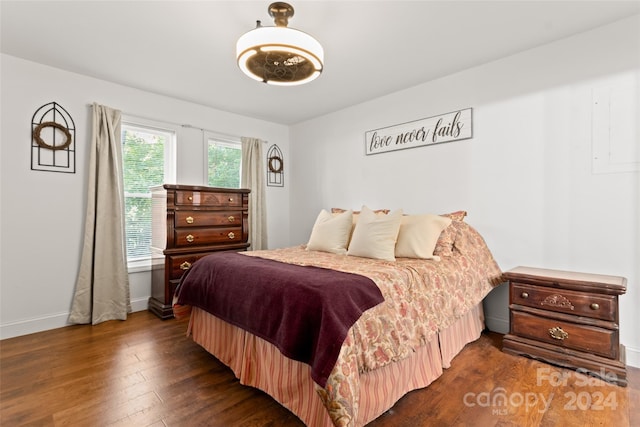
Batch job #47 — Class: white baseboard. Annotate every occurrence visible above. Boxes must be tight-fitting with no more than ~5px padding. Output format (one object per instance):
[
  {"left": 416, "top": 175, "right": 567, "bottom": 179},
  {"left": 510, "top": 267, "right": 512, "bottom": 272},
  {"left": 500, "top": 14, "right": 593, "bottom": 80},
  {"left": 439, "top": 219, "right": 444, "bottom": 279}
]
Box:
[
  {"left": 0, "top": 311, "right": 70, "bottom": 340},
  {"left": 0, "top": 297, "right": 149, "bottom": 340},
  {"left": 130, "top": 297, "right": 149, "bottom": 313},
  {"left": 624, "top": 345, "right": 640, "bottom": 368}
]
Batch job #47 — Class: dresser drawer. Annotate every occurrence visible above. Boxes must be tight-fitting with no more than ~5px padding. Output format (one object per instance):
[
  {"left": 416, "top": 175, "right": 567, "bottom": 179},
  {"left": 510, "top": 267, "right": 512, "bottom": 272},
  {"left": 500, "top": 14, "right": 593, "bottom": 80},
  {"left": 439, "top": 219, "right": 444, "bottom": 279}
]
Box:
[
  {"left": 175, "top": 190, "right": 243, "bottom": 207},
  {"left": 167, "top": 252, "right": 216, "bottom": 280},
  {"left": 510, "top": 310, "right": 617, "bottom": 359},
  {"left": 511, "top": 282, "right": 616, "bottom": 321},
  {"left": 175, "top": 211, "right": 242, "bottom": 228},
  {"left": 174, "top": 226, "right": 243, "bottom": 247}
]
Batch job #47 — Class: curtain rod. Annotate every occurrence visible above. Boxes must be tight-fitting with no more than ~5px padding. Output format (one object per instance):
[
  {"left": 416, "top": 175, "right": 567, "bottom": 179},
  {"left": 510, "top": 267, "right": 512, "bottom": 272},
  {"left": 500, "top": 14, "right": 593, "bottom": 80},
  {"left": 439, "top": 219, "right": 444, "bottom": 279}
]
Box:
[{"left": 86, "top": 104, "right": 267, "bottom": 142}]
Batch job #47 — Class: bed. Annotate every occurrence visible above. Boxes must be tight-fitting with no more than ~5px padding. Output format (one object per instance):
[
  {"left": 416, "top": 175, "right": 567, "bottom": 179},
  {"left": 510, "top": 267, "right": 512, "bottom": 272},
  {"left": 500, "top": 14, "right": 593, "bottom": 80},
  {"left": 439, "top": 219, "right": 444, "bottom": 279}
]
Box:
[{"left": 174, "top": 208, "right": 502, "bottom": 427}]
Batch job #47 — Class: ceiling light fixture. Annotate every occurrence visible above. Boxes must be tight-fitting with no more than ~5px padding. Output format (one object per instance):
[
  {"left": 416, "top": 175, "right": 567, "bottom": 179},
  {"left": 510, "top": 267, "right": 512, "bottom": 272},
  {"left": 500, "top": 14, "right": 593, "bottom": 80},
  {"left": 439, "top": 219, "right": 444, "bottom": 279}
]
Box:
[{"left": 236, "top": 2, "right": 324, "bottom": 86}]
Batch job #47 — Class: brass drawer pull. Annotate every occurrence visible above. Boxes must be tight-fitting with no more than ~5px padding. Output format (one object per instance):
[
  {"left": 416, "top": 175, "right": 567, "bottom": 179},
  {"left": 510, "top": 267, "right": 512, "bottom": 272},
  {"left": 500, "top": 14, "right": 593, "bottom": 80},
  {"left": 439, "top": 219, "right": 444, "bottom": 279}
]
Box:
[
  {"left": 186, "top": 216, "right": 194, "bottom": 224},
  {"left": 180, "top": 261, "right": 192, "bottom": 270},
  {"left": 227, "top": 232, "right": 235, "bottom": 239},
  {"left": 228, "top": 215, "right": 235, "bottom": 222},
  {"left": 590, "top": 303, "right": 600, "bottom": 310},
  {"left": 228, "top": 197, "right": 234, "bottom": 203},
  {"left": 548, "top": 326, "right": 569, "bottom": 341},
  {"left": 521, "top": 292, "right": 529, "bottom": 299},
  {"left": 188, "top": 196, "right": 193, "bottom": 201},
  {"left": 186, "top": 234, "right": 194, "bottom": 243}
]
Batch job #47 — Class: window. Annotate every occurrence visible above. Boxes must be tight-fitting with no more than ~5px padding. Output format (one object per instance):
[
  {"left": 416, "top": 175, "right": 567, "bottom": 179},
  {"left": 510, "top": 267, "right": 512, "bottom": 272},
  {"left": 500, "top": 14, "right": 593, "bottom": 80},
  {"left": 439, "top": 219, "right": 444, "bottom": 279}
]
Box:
[
  {"left": 122, "top": 122, "right": 176, "bottom": 266},
  {"left": 207, "top": 138, "right": 241, "bottom": 188}
]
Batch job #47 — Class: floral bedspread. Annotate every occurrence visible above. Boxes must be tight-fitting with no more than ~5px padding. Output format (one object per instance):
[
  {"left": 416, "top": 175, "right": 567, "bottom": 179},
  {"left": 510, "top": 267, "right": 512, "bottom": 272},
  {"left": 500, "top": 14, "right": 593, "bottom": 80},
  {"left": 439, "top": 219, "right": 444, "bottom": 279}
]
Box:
[{"left": 242, "top": 221, "right": 503, "bottom": 426}]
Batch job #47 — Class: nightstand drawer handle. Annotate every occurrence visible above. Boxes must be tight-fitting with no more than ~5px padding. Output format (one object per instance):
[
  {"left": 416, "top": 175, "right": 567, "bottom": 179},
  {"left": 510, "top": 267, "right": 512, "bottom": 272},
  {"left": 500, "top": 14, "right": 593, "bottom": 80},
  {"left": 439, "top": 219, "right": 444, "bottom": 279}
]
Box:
[
  {"left": 549, "top": 326, "right": 569, "bottom": 341},
  {"left": 229, "top": 197, "right": 234, "bottom": 203},
  {"left": 590, "top": 303, "right": 600, "bottom": 310},
  {"left": 227, "top": 232, "right": 235, "bottom": 239},
  {"left": 521, "top": 292, "right": 529, "bottom": 299},
  {"left": 228, "top": 215, "right": 235, "bottom": 222},
  {"left": 186, "top": 216, "right": 194, "bottom": 224},
  {"left": 186, "top": 234, "right": 195, "bottom": 243},
  {"left": 180, "top": 261, "right": 192, "bottom": 270},
  {"left": 188, "top": 196, "right": 193, "bottom": 201}
]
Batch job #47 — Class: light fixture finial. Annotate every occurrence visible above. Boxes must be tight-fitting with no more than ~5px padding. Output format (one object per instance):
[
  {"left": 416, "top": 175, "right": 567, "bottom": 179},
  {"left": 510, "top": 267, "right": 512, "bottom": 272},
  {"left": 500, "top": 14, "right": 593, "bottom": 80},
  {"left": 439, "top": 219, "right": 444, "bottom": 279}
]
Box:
[
  {"left": 269, "top": 2, "right": 294, "bottom": 27},
  {"left": 236, "top": 2, "right": 324, "bottom": 86}
]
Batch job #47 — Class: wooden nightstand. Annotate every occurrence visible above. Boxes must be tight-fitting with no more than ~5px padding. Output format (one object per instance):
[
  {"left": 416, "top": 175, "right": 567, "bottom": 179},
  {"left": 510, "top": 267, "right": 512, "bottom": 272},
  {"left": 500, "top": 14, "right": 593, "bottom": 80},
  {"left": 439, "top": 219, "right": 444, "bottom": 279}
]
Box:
[{"left": 502, "top": 266, "right": 627, "bottom": 386}]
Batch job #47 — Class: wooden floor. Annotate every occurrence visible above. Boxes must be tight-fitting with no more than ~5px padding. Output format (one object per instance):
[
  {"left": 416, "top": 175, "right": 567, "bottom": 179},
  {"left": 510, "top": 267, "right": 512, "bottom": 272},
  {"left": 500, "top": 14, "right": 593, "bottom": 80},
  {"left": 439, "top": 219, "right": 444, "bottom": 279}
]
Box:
[{"left": 1, "top": 311, "right": 637, "bottom": 426}]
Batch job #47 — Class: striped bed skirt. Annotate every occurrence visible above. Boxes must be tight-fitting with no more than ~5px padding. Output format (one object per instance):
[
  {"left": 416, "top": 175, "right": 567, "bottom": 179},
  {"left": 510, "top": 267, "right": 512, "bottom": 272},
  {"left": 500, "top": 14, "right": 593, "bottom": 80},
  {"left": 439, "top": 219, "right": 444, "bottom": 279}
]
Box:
[{"left": 187, "top": 304, "right": 485, "bottom": 426}]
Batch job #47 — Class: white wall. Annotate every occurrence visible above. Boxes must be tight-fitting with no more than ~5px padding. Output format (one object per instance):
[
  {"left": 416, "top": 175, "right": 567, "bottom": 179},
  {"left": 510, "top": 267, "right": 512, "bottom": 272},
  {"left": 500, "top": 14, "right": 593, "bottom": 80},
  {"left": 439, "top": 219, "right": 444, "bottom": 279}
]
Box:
[
  {"left": 0, "top": 54, "right": 290, "bottom": 338},
  {"left": 289, "top": 16, "right": 640, "bottom": 367}
]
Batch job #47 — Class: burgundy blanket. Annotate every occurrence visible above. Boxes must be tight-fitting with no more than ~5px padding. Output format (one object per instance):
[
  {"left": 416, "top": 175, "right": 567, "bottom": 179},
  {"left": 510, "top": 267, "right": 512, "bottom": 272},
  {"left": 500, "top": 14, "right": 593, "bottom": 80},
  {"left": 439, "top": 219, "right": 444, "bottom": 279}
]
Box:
[{"left": 175, "top": 252, "right": 384, "bottom": 387}]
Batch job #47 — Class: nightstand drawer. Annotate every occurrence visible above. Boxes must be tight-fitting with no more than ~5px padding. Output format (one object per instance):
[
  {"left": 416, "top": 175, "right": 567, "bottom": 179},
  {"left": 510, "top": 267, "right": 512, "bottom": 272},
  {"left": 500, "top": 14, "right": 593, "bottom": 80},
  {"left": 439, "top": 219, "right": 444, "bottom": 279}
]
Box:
[
  {"left": 511, "top": 310, "right": 617, "bottom": 359},
  {"left": 511, "top": 282, "right": 616, "bottom": 321}
]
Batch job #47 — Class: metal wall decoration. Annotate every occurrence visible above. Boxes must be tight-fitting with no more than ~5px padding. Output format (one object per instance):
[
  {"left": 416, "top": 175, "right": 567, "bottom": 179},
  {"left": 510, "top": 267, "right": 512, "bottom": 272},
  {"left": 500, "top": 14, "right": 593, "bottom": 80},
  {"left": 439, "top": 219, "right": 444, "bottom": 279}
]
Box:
[
  {"left": 31, "top": 102, "right": 76, "bottom": 173},
  {"left": 266, "top": 144, "right": 284, "bottom": 187}
]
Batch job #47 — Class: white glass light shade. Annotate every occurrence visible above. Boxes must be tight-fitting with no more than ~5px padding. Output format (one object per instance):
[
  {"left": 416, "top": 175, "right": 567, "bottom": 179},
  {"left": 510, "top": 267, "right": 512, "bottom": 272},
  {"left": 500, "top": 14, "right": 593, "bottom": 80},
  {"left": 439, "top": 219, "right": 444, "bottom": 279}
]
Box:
[{"left": 237, "top": 26, "right": 324, "bottom": 86}]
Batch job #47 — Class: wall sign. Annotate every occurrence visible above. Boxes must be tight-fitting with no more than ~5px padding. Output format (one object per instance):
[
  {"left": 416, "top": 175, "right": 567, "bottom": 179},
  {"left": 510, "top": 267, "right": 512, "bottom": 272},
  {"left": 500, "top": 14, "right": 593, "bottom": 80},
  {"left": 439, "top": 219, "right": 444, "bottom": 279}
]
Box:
[{"left": 365, "top": 108, "right": 472, "bottom": 155}]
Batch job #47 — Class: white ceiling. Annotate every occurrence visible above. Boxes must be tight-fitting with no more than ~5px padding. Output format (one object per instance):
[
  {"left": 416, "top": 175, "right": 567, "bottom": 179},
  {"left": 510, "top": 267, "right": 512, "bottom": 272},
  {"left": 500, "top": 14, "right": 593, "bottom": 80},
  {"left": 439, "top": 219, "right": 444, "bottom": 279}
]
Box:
[{"left": 2, "top": 1, "right": 639, "bottom": 125}]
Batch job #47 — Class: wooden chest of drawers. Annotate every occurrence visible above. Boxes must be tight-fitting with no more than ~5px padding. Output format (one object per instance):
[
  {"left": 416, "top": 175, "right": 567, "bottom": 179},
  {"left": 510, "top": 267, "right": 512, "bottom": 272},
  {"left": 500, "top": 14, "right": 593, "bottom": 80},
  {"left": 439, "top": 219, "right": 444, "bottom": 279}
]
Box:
[
  {"left": 502, "top": 266, "right": 627, "bottom": 386},
  {"left": 149, "top": 184, "right": 250, "bottom": 319}
]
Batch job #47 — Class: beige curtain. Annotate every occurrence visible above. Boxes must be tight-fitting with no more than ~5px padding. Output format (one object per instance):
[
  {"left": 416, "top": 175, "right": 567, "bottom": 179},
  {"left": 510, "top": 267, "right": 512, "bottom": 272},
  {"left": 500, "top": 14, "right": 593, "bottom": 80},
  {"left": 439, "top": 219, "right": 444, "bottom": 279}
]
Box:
[
  {"left": 241, "top": 137, "right": 268, "bottom": 250},
  {"left": 69, "top": 103, "right": 131, "bottom": 325}
]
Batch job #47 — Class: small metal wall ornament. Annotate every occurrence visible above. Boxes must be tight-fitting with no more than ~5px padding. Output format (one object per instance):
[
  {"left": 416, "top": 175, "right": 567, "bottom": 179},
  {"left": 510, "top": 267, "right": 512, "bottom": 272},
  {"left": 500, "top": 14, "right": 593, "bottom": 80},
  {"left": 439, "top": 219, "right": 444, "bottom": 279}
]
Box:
[
  {"left": 266, "top": 144, "right": 284, "bottom": 187},
  {"left": 31, "top": 102, "right": 76, "bottom": 173}
]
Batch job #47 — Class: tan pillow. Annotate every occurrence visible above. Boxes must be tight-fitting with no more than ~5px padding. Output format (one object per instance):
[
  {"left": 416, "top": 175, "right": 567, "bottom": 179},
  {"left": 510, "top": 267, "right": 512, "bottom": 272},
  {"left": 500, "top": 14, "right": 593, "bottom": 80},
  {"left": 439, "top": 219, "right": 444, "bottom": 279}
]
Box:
[
  {"left": 395, "top": 214, "right": 452, "bottom": 259},
  {"left": 306, "top": 209, "right": 353, "bottom": 254},
  {"left": 347, "top": 206, "right": 403, "bottom": 261},
  {"left": 332, "top": 208, "right": 389, "bottom": 245}
]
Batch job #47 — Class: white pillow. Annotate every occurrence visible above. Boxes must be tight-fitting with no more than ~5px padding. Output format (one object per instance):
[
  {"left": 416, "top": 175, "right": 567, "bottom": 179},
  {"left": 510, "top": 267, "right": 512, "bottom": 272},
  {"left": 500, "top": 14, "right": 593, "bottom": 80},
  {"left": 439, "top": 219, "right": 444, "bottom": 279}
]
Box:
[
  {"left": 395, "top": 214, "right": 452, "bottom": 259},
  {"left": 347, "top": 206, "right": 403, "bottom": 261},
  {"left": 306, "top": 209, "right": 353, "bottom": 254}
]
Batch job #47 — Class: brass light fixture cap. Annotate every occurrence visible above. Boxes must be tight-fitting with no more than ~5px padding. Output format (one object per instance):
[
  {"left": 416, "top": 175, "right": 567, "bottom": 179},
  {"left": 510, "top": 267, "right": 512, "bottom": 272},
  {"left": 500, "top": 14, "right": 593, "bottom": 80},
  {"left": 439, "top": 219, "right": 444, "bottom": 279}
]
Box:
[{"left": 269, "top": 2, "right": 294, "bottom": 27}]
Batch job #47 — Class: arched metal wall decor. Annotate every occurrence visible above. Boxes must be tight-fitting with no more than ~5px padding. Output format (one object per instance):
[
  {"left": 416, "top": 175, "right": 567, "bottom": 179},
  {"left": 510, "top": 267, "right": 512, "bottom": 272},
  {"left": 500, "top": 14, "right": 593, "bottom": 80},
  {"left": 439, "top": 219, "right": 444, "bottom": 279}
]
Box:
[
  {"left": 266, "top": 144, "right": 284, "bottom": 187},
  {"left": 31, "top": 102, "right": 76, "bottom": 173}
]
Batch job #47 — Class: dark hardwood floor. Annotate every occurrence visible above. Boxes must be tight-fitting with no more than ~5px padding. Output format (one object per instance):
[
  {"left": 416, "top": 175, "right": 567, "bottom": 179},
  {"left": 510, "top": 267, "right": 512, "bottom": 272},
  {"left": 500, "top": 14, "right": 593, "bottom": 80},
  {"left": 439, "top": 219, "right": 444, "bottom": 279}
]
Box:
[{"left": 1, "top": 310, "right": 637, "bottom": 426}]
